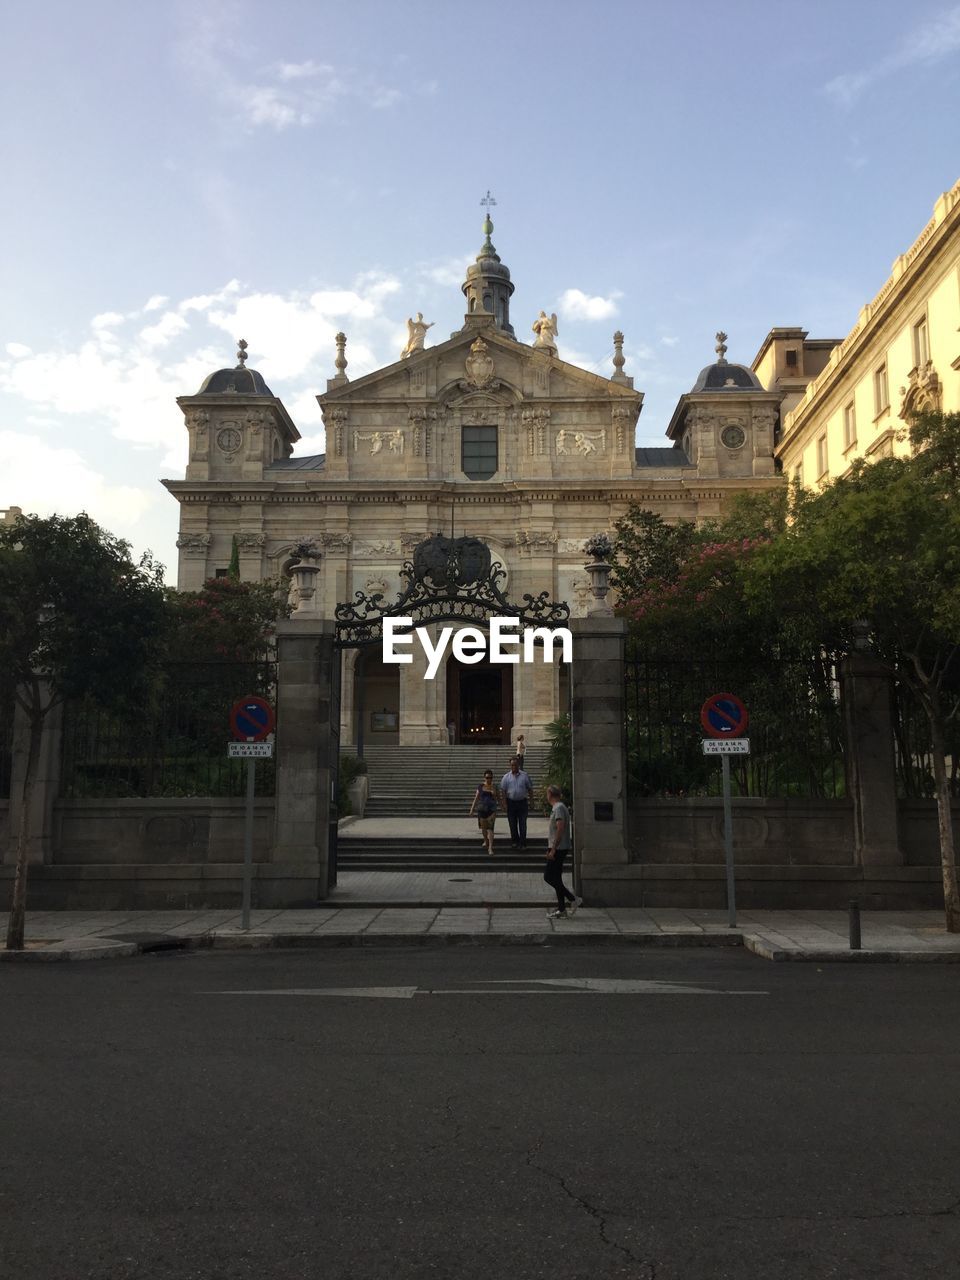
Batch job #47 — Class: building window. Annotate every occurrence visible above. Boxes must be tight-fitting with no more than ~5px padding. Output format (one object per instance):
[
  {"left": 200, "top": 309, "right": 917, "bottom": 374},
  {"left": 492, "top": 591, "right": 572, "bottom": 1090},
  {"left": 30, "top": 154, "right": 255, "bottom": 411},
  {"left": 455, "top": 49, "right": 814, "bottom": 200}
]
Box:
[
  {"left": 462, "top": 425, "right": 498, "bottom": 480},
  {"left": 816, "top": 433, "right": 828, "bottom": 478},
  {"left": 843, "top": 401, "right": 857, "bottom": 450},
  {"left": 785, "top": 348, "right": 798, "bottom": 369},
  {"left": 874, "top": 363, "right": 889, "bottom": 414},
  {"left": 913, "top": 315, "right": 930, "bottom": 367},
  {"left": 214, "top": 568, "right": 229, "bottom": 578}
]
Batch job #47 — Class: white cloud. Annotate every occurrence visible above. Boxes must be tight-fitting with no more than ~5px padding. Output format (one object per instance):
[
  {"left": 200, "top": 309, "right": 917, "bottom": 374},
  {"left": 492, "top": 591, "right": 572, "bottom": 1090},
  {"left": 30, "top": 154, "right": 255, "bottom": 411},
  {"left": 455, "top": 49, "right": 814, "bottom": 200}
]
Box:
[
  {"left": 6, "top": 342, "right": 32, "bottom": 358},
  {"left": 92, "top": 311, "right": 125, "bottom": 329},
  {"left": 0, "top": 430, "right": 157, "bottom": 530},
  {"left": 660, "top": 335, "right": 679, "bottom": 347},
  {"left": 557, "top": 288, "right": 621, "bottom": 322},
  {"left": 139, "top": 311, "right": 189, "bottom": 349},
  {"left": 421, "top": 255, "right": 473, "bottom": 288},
  {"left": 178, "top": 13, "right": 403, "bottom": 132},
  {"left": 824, "top": 6, "right": 960, "bottom": 105},
  {"left": 143, "top": 294, "right": 169, "bottom": 313}
]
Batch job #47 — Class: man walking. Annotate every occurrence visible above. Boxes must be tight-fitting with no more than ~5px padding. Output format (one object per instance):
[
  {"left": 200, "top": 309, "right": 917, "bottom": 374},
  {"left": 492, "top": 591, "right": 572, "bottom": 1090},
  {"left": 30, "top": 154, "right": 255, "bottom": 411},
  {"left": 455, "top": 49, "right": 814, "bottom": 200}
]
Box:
[
  {"left": 500, "top": 755, "right": 533, "bottom": 848},
  {"left": 544, "top": 784, "right": 581, "bottom": 919}
]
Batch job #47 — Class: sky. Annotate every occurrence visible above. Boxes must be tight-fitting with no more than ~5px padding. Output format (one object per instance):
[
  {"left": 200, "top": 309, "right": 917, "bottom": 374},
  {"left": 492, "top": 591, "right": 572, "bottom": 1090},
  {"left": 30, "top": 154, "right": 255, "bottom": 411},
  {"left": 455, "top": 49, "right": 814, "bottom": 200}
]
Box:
[{"left": 2, "top": 0, "right": 959, "bottom": 583}]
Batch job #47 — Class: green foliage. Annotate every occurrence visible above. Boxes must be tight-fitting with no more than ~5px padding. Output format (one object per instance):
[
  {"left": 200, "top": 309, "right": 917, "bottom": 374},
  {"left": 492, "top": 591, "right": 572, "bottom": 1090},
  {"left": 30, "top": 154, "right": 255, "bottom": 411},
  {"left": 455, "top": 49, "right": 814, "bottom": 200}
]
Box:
[
  {"left": 0, "top": 512, "right": 167, "bottom": 714},
  {"left": 337, "top": 754, "right": 369, "bottom": 815},
  {"left": 163, "top": 575, "right": 291, "bottom": 663},
  {"left": 542, "top": 713, "right": 572, "bottom": 808}
]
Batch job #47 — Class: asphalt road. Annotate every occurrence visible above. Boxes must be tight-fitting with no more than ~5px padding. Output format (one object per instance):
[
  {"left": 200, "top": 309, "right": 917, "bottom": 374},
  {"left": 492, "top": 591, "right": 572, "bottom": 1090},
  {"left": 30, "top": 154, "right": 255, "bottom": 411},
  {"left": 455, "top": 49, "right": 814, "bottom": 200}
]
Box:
[{"left": 2, "top": 946, "right": 959, "bottom": 1280}]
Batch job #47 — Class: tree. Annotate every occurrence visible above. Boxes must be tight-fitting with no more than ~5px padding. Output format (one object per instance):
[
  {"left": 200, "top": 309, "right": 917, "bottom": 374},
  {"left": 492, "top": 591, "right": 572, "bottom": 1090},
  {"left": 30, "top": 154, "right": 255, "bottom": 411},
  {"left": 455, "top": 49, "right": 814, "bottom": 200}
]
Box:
[
  {"left": 744, "top": 411, "right": 960, "bottom": 931},
  {"left": 0, "top": 513, "right": 167, "bottom": 949},
  {"left": 163, "top": 575, "right": 291, "bottom": 663}
]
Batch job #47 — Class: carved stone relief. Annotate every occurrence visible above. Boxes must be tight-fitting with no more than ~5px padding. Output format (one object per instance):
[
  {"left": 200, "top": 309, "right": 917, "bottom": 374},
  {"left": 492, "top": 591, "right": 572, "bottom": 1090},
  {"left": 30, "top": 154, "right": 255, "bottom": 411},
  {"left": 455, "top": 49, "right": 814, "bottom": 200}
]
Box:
[
  {"left": 464, "top": 336, "right": 496, "bottom": 389},
  {"left": 900, "top": 361, "right": 942, "bottom": 419},
  {"left": 556, "top": 428, "right": 606, "bottom": 457},
  {"left": 318, "top": 531, "right": 352, "bottom": 550},
  {"left": 186, "top": 409, "right": 209, "bottom": 456},
  {"left": 521, "top": 407, "right": 550, "bottom": 456},
  {"left": 176, "top": 533, "right": 211, "bottom": 556},
  {"left": 324, "top": 407, "right": 348, "bottom": 456},
  {"left": 354, "top": 539, "right": 400, "bottom": 558},
  {"left": 353, "top": 429, "right": 404, "bottom": 456},
  {"left": 516, "top": 530, "right": 559, "bottom": 554},
  {"left": 408, "top": 406, "right": 437, "bottom": 457},
  {"left": 236, "top": 532, "right": 266, "bottom": 550}
]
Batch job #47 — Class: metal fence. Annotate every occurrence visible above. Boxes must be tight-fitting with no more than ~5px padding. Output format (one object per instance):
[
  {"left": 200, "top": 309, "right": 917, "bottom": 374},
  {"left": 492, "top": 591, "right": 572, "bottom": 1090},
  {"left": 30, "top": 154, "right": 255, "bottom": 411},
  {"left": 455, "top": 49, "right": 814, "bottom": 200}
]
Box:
[
  {"left": 892, "top": 675, "right": 960, "bottom": 798},
  {"left": 624, "top": 654, "right": 846, "bottom": 799},
  {"left": 60, "top": 661, "right": 277, "bottom": 798}
]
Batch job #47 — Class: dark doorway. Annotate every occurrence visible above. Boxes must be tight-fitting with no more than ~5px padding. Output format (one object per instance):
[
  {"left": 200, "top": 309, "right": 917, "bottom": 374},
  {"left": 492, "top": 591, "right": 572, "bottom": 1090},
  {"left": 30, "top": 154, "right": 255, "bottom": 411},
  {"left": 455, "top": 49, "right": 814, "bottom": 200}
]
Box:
[{"left": 446, "top": 655, "right": 513, "bottom": 745}]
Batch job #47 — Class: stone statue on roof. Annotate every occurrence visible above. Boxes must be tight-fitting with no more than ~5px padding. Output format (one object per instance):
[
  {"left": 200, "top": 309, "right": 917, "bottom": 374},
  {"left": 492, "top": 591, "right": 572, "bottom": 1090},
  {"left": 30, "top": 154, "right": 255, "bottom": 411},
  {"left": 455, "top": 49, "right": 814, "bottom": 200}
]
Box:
[
  {"left": 401, "top": 312, "right": 434, "bottom": 359},
  {"left": 532, "top": 310, "right": 558, "bottom": 353}
]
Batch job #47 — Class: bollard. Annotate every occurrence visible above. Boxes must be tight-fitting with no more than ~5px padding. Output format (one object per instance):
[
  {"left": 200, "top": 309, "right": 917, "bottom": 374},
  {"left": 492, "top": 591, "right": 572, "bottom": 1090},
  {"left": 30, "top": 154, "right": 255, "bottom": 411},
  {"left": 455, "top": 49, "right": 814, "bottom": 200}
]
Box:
[{"left": 848, "top": 900, "right": 861, "bottom": 951}]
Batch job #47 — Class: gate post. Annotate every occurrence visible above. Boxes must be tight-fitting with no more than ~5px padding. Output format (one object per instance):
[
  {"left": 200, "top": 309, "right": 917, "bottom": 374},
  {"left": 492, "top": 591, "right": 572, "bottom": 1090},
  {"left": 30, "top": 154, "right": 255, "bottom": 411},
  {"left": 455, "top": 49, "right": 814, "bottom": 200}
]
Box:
[
  {"left": 570, "top": 616, "right": 630, "bottom": 900},
  {"left": 841, "top": 654, "right": 903, "bottom": 866},
  {"left": 272, "top": 618, "right": 340, "bottom": 903}
]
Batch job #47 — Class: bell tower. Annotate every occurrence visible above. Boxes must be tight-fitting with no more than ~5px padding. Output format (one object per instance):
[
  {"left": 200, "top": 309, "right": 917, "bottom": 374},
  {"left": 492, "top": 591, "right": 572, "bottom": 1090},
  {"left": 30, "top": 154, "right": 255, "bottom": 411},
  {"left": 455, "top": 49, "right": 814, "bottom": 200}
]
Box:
[{"left": 461, "top": 192, "right": 516, "bottom": 336}]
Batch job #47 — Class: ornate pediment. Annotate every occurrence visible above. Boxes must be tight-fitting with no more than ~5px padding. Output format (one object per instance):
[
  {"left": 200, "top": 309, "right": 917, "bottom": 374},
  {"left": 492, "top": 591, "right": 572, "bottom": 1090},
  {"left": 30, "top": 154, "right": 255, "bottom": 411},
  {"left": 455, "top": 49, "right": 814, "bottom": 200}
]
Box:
[{"left": 899, "top": 361, "right": 942, "bottom": 419}]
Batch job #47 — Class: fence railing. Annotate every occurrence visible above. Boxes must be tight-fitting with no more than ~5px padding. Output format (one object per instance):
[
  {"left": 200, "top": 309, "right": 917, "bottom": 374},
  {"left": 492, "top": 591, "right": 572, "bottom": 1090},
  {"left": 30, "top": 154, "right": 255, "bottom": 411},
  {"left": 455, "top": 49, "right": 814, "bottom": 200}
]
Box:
[
  {"left": 60, "top": 661, "right": 277, "bottom": 799},
  {"left": 892, "top": 676, "right": 960, "bottom": 798},
  {"left": 624, "top": 653, "right": 846, "bottom": 799}
]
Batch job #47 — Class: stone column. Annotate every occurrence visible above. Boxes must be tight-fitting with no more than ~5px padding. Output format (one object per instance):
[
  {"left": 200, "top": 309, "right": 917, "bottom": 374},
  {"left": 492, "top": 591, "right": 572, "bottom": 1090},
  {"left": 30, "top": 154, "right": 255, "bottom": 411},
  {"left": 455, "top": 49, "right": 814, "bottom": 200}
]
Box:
[
  {"left": 841, "top": 655, "right": 903, "bottom": 865},
  {"left": 272, "top": 619, "right": 340, "bottom": 902},
  {"left": 570, "top": 616, "right": 630, "bottom": 898},
  {"left": 5, "top": 689, "right": 62, "bottom": 865}
]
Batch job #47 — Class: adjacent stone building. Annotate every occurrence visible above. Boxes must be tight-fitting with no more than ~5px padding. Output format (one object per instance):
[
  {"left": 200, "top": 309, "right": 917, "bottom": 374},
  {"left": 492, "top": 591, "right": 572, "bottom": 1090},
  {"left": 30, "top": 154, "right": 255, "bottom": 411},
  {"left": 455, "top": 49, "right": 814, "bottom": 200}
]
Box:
[
  {"left": 755, "top": 177, "right": 960, "bottom": 484},
  {"left": 163, "top": 212, "right": 781, "bottom": 748}
]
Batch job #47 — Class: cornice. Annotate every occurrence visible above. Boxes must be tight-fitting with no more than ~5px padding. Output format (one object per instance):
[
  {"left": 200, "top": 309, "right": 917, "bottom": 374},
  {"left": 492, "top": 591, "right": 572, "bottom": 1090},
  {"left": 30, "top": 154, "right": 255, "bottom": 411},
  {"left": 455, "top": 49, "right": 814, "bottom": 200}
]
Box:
[{"left": 782, "top": 177, "right": 960, "bottom": 441}]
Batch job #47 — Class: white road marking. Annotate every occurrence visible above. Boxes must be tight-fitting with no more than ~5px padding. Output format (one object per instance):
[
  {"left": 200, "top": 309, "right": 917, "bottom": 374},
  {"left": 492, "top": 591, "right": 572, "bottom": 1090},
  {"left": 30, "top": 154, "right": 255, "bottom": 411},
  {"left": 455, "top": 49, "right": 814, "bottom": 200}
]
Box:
[
  {"left": 207, "top": 986, "right": 419, "bottom": 998},
  {"left": 203, "top": 978, "right": 767, "bottom": 997}
]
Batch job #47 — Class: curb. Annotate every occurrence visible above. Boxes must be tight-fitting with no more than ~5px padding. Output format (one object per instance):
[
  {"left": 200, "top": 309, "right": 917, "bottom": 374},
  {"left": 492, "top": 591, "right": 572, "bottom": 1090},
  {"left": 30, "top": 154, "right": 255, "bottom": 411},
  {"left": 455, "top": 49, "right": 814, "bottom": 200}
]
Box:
[
  {"left": 743, "top": 937, "right": 960, "bottom": 963},
  {"left": 5, "top": 931, "right": 960, "bottom": 964},
  {"left": 0, "top": 940, "right": 139, "bottom": 963}
]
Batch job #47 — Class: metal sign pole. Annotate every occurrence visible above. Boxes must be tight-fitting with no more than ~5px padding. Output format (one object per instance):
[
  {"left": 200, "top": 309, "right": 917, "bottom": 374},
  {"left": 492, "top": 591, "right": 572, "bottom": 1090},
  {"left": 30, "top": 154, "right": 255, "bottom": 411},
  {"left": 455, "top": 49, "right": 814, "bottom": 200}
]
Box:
[
  {"left": 721, "top": 753, "right": 736, "bottom": 927},
  {"left": 242, "top": 747, "right": 256, "bottom": 931}
]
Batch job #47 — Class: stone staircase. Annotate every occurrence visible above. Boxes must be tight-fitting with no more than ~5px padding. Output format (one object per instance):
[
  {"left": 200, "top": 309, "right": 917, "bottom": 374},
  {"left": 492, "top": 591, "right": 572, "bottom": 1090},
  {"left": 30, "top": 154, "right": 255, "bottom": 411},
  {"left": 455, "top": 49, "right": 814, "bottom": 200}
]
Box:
[
  {"left": 337, "top": 744, "right": 554, "bottom": 873},
  {"left": 356, "top": 743, "right": 551, "bottom": 817}
]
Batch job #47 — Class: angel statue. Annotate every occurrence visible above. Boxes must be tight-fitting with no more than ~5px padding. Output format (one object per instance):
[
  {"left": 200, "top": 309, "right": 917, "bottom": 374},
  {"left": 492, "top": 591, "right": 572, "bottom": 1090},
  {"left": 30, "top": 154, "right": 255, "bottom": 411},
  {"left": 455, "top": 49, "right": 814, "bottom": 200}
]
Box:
[
  {"left": 532, "top": 310, "right": 559, "bottom": 352},
  {"left": 401, "top": 312, "right": 434, "bottom": 359}
]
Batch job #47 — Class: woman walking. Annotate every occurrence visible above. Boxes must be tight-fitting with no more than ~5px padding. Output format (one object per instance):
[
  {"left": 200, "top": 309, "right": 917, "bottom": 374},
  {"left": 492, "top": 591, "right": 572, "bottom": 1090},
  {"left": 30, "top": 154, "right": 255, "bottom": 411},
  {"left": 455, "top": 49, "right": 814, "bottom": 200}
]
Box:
[{"left": 468, "top": 770, "right": 500, "bottom": 856}]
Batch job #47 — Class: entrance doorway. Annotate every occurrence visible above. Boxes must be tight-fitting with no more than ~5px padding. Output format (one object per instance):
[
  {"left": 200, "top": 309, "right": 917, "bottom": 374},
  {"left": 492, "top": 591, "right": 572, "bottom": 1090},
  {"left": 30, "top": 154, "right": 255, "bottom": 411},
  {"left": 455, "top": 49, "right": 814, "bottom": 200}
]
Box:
[{"left": 446, "top": 655, "right": 513, "bottom": 745}]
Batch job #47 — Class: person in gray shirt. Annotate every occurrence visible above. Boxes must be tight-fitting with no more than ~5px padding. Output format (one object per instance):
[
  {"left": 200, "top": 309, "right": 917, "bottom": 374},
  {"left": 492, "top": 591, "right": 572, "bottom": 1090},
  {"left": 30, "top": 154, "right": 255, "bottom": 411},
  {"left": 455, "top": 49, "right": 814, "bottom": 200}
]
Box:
[
  {"left": 500, "top": 756, "right": 533, "bottom": 848},
  {"left": 544, "top": 785, "right": 581, "bottom": 918}
]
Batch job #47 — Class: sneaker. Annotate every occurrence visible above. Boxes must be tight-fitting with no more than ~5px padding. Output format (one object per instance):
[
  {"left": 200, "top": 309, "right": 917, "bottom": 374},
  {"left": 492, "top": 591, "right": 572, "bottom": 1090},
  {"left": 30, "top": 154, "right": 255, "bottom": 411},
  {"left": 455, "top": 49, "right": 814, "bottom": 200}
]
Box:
[
  {"left": 567, "top": 896, "right": 583, "bottom": 916},
  {"left": 547, "top": 908, "right": 567, "bottom": 919}
]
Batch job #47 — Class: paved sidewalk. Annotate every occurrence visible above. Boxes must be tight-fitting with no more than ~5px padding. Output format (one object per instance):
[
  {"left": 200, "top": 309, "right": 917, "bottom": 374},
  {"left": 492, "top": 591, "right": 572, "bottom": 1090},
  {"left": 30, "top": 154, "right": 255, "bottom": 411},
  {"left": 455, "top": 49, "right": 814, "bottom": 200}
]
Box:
[{"left": 2, "top": 902, "right": 959, "bottom": 962}]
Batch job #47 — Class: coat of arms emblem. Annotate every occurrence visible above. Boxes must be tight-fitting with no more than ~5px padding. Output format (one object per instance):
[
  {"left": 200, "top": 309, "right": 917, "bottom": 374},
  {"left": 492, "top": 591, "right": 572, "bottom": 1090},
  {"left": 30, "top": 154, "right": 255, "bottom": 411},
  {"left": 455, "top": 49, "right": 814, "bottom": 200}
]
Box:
[{"left": 464, "top": 336, "right": 495, "bottom": 389}]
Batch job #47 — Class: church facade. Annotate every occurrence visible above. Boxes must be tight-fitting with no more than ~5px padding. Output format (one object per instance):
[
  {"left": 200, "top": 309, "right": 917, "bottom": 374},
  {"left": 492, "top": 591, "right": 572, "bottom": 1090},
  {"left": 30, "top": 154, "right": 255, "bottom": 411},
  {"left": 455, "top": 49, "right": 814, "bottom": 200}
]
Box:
[{"left": 162, "top": 213, "right": 782, "bottom": 747}]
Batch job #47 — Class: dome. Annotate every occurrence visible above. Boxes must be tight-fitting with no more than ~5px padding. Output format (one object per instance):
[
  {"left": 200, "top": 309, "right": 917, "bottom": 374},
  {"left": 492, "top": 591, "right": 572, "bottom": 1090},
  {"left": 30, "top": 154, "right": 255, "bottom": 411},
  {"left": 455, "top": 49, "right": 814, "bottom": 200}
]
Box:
[
  {"left": 690, "top": 362, "right": 763, "bottom": 393},
  {"left": 690, "top": 331, "right": 762, "bottom": 393},
  {"left": 197, "top": 366, "right": 273, "bottom": 395},
  {"left": 197, "top": 339, "right": 273, "bottom": 396}
]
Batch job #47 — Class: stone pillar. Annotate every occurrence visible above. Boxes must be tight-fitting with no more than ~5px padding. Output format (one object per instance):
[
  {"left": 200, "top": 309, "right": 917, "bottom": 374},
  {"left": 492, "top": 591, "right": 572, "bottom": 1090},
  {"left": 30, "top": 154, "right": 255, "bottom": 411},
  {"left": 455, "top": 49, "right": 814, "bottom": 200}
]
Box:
[
  {"left": 5, "top": 689, "right": 62, "bottom": 865},
  {"left": 841, "top": 656, "right": 903, "bottom": 865},
  {"left": 272, "top": 619, "right": 340, "bottom": 902},
  {"left": 570, "top": 616, "right": 630, "bottom": 899}
]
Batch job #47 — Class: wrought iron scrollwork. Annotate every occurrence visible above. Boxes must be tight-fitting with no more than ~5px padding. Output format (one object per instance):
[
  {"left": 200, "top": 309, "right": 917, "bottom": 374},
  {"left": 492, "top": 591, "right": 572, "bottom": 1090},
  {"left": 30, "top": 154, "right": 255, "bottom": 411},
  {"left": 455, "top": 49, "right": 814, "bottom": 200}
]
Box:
[{"left": 335, "top": 534, "right": 570, "bottom": 647}]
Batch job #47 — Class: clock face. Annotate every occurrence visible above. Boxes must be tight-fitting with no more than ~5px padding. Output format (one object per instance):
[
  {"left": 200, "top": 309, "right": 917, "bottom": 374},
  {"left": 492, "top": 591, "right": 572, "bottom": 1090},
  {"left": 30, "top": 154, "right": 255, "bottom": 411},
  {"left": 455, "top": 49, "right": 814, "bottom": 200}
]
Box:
[
  {"left": 721, "top": 424, "right": 746, "bottom": 450},
  {"left": 217, "top": 426, "right": 242, "bottom": 453}
]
